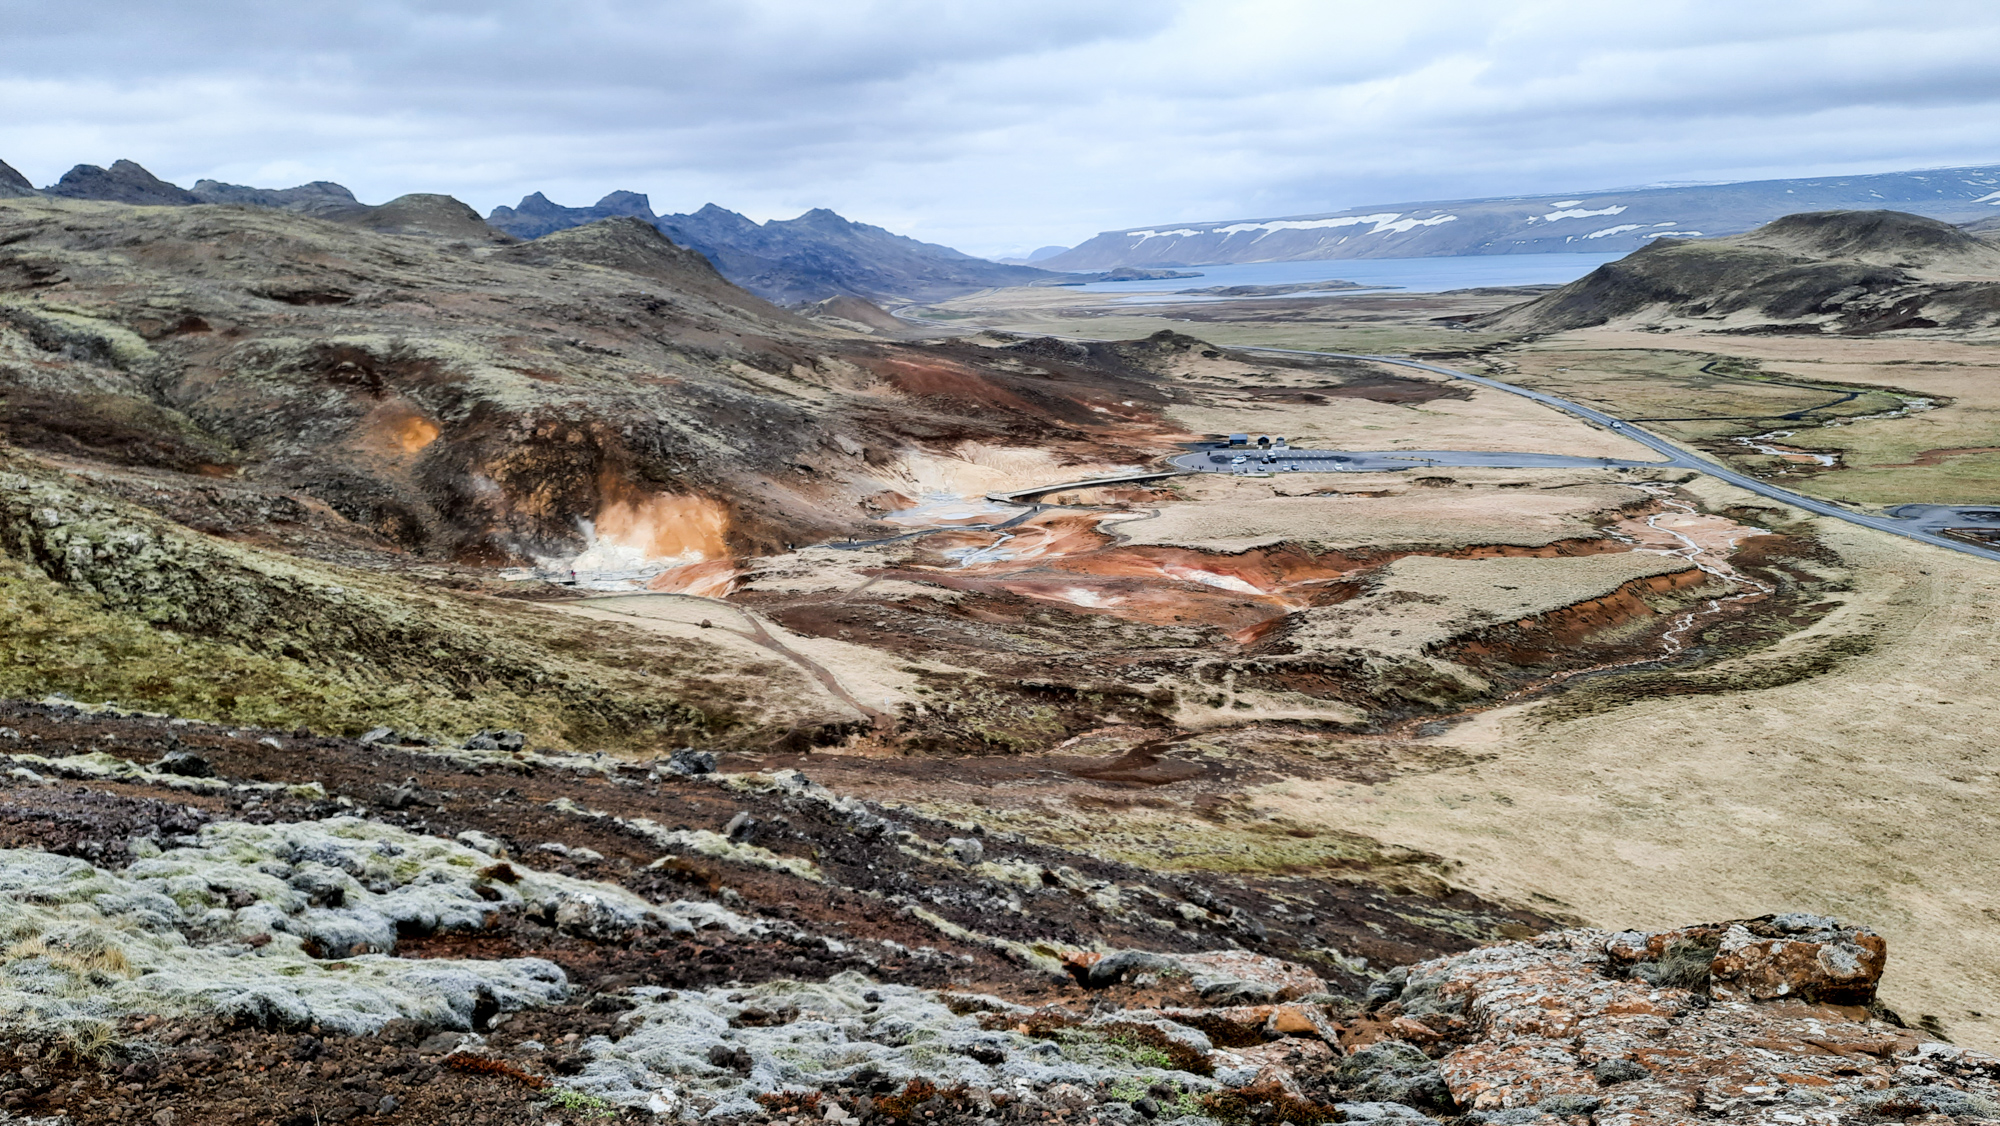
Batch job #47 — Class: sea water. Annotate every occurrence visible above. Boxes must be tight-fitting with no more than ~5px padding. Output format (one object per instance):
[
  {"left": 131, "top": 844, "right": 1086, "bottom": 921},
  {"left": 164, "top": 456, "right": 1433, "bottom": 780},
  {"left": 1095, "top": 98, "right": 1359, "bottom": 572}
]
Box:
[{"left": 1065, "top": 252, "right": 1624, "bottom": 299}]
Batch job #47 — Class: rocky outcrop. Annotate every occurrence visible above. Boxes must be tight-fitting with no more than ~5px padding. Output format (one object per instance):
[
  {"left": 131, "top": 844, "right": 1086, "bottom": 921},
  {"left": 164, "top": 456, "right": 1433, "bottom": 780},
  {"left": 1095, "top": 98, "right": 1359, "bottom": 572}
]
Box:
[
  {"left": 1607, "top": 914, "right": 1888, "bottom": 1004},
  {"left": 0, "top": 158, "right": 32, "bottom": 198},
  {"left": 1353, "top": 918, "right": 1998, "bottom": 1122},
  {"left": 486, "top": 189, "right": 659, "bottom": 240},
  {"left": 45, "top": 159, "right": 199, "bottom": 206}
]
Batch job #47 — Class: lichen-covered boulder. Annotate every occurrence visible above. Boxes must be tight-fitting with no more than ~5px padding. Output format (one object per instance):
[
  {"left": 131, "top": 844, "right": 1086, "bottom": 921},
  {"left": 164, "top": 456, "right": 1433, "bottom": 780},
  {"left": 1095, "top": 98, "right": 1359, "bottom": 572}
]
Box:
[{"left": 1605, "top": 913, "right": 1886, "bottom": 1004}]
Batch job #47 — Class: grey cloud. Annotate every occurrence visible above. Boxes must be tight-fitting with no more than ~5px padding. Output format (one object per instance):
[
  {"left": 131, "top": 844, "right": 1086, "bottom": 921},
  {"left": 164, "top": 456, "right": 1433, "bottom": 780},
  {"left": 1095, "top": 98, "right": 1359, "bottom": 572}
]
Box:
[{"left": 2, "top": 0, "right": 1999, "bottom": 256}]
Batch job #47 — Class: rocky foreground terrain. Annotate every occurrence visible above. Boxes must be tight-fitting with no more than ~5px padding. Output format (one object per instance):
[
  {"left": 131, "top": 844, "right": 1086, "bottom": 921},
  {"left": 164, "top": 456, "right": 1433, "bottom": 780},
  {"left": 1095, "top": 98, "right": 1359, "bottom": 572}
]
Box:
[{"left": 0, "top": 698, "right": 1993, "bottom": 1126}]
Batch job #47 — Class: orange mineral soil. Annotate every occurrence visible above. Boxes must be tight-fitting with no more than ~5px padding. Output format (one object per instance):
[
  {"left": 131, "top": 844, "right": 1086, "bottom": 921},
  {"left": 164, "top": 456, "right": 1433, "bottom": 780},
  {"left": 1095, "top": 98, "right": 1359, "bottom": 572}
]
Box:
[
  {"left": 356, "top": 399, "right": 442, "bottom": 457},
  {"left": 592, "top": 476, "right": 732, "bottom": 563},
  {"left": 644, "top": 558, "right": 741, "bottom": 598},
  {"left": 908, "top": 513, "right": 1361, "bottom": 642}
]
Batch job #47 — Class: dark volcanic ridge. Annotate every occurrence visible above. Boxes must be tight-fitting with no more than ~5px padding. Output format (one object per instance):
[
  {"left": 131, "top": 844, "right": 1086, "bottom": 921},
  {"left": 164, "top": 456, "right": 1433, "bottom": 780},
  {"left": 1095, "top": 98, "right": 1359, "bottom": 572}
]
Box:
[
  {"left": 1, "top": 157, "right": 1060, "bottom": 305},
  {"left": 488, "top": 190, "right": 1060, "bottom": 305}
]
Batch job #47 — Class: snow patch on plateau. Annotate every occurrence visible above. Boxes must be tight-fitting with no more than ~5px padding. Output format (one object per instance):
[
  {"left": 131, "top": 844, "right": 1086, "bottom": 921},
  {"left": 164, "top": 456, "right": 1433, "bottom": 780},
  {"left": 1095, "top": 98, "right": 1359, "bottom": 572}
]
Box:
[
  {"left": 1130, "top": 213, "right": 1458, "bottom": 241},
  {"left": 1542, "top": 205, "right": 1628, "bottom": 222}
]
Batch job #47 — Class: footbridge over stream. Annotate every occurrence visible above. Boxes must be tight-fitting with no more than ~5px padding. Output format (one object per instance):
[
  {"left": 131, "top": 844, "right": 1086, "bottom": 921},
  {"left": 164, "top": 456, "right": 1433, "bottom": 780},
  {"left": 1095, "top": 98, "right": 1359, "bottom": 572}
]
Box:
[{"left": 983, "top": 470, "right": 1187, "bottom": 503}]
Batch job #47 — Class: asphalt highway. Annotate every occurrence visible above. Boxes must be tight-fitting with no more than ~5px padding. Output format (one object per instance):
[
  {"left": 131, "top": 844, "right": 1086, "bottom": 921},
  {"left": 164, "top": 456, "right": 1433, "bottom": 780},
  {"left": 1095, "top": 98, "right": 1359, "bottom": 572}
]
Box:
[
  {"left": 1170, "top": 449, "right": 1668, "bottom": 473},
  {"left": 1227, "top": 346, "right": 2000, "bottom": 563}
]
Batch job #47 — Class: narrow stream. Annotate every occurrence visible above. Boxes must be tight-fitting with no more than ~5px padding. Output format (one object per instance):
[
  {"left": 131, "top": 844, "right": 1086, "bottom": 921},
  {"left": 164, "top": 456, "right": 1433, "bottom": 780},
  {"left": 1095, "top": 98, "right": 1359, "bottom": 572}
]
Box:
[
  {"left": 1731, "top": 395, "right": 1937, "bottom": 467},
  {"left": 1395, "top": 485, "right": 1778, "bottom": 735},
  {"left": 943, "top": 532, "right": 1017, "bottom": 567},
  {"left": 1631, "top": 485, "right": 1775, "bottom": 658}
]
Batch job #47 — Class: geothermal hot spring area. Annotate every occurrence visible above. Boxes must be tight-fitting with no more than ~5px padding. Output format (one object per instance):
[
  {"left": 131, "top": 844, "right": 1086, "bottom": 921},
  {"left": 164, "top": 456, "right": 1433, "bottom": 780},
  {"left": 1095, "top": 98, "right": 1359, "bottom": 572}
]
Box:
[{"left": 0, "top": 190, "right": 1996, "bottom": 1126}]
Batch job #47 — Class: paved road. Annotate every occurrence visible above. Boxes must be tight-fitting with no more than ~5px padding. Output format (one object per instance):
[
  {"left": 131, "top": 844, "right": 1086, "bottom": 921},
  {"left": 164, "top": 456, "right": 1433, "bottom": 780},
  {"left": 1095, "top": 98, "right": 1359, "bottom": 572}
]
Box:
[
  {"left": 1171, "top": 449, "right": 1669, "bottom": 474},
  {"left": 1231, "top": 346, "right": 2000, "bottom": 563}
]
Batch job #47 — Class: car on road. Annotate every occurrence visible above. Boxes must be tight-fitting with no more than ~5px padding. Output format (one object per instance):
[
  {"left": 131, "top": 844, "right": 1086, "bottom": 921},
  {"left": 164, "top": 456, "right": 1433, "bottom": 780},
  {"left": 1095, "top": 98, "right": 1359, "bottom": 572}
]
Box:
[{"left": 1230, "top": 455, "right": 1247, "bottom": 465}]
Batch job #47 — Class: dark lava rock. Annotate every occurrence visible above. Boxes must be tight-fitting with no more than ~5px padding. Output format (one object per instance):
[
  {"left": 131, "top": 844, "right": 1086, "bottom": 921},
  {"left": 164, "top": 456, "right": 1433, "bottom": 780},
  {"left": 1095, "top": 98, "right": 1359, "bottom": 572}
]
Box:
[
  {"left": 1592, "top": 1058, "right": 1648, "bottom": 1086},
  {"left": 1336, "top": 1041, "right": 1454, "bottom": 1111},
  {"left": 1085, "top": 950, "right": 1179, "bottom": 988},
  {"left": 666, "top": 747, "right": 717, "bottom": 776},
  {"left": 149, "top": 750, "right": 213, "bottom": 778}
]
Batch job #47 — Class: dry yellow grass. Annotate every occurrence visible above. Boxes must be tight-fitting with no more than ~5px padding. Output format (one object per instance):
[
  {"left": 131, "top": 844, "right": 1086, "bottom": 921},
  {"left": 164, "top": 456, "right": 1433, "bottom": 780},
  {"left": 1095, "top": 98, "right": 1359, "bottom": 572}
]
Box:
[
  {"left": 1252, "top": 472, "right": 2000, "bottom": 1051},
  {"left": 1286, "top": 551, "right": 1695, "bottom": 657},
  {"left": 1163, "top": 380, "right": 1657, "bottom": 460},
  {"left": 884, "top": 442, "right": 1134, "bottom": 499},
  {"left": 1514, "top": 331, "right": 2000, "bottom": 504},
  {"left": 1127, "top": 473, "right": 1645, "bottom": 552},
  {"left": 919, "top": 284, "right": 1528, "bottom": 354}
]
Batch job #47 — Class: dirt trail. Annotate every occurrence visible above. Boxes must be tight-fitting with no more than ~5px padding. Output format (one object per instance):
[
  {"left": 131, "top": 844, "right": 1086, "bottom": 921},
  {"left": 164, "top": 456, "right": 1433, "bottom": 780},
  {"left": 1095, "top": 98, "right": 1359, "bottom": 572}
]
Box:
[
  {"left": 733, "top": 606, "right": 889, "bottom": 729},
  {"left": 567, "top": 594, "right": 889, "bottom": 729}
]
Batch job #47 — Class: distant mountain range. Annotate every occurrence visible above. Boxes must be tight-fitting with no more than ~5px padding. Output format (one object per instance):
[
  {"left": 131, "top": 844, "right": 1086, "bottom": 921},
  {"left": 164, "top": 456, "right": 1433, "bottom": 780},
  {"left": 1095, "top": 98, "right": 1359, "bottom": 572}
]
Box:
[
  {"left": 0, "top": 158, "right": 1056, "bottom": 305},
  {"left": 487, "top": 191, "right": 1054, "bottom": 305},
  {"left": 1042, "top": 164, "right": 2000, "bottom": 270}
]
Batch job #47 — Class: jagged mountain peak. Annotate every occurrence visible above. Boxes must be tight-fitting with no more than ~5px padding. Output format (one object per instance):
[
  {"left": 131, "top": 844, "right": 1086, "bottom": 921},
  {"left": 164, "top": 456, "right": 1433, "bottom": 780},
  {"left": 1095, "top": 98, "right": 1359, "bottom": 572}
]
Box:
[
  {"left": 47, "top": 159, "right": 199, "bottom": 206},
  {"left": 489, "top": 189, "right": 659, "bottom": 239},
  {"left": 593, "top": 190, "right": 655, "bottom": 216},
  {"left": 688, "top": 202, "right": 758, "bottom": 228},
  {"left": 510, "top": 191, "right": 564, "bottom": 213},
  {"left": 789, "top": 207, "right": 849, "bottom": 225}
]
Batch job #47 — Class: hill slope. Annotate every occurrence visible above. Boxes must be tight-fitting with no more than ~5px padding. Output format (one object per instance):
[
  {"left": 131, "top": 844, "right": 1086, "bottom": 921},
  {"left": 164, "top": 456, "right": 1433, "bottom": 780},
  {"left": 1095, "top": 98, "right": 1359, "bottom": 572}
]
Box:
[
  {"left": 1045, "top": 163, "right": 2000, "bottom": 269},
  {"left": 1476, "top": 209, "right": 2000, "bottom": 336},
  {"left": 0, "top": 193, "right": 1178, "bottom": 743}
]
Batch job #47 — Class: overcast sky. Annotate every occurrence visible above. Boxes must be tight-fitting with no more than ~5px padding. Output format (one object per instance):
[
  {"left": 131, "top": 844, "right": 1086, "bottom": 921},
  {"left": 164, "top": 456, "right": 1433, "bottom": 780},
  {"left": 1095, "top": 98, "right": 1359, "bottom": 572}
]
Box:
[{"left": 5, "top": 0, "right": 2000, "bottom": 257}]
